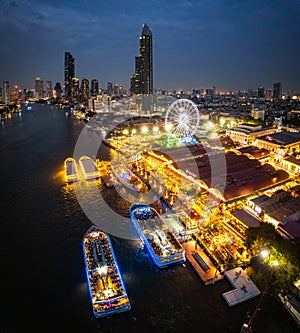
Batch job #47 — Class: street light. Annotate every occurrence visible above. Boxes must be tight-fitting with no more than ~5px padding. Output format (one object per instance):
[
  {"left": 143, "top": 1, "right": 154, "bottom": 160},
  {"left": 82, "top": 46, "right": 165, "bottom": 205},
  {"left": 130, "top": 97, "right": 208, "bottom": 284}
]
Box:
[{"left": 260, "top": 249, "right": 269, "bottom": 259}]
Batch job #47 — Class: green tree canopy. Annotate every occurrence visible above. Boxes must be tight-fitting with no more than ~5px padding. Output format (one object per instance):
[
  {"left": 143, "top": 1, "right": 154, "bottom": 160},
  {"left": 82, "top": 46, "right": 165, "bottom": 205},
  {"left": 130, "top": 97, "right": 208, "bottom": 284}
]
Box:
[{"left": 245, "top": 223, "right": 300, "bottom": 292}]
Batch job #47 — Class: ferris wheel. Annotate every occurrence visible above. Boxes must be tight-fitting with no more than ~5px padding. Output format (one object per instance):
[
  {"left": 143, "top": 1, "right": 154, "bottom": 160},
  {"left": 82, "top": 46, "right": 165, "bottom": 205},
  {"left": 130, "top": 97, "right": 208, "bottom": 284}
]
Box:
[{"left": 165, "top": 99, "right": 200, "bottom": 139}]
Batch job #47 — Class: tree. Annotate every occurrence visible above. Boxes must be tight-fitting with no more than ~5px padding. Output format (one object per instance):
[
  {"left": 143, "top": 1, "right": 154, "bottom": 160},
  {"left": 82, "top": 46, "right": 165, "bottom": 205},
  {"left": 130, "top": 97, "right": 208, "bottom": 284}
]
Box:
[
  {"left": 245, "top": 223, "right": 300, "bottom": 293},
  {"left": 245, "top": 223, "right": 279, "bottom": 254}
]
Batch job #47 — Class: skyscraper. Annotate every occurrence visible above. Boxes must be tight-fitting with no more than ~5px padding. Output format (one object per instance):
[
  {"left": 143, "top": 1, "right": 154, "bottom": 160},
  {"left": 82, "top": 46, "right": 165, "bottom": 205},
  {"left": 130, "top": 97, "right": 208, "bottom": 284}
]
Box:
[
  {"left": 81, "top": 78, "right": 89, "bottom": 104},
  {"left": 35, "top": 77, "right": 44, "bottom": 99},
  {"left": 2, "top": 81, "right": 10, "bottom": 105},
  {"left": 273, "top": 82, "right": 282, "bottom": 101},
  {"left": 64, "top": 52, "right": 75, "bottom": 100},
  {"left": 107, "top": 82, "right": 113, "bottom": 96},
  {"left": 46, "top": 80, "right": 53, "bottom": 99},
  {"left": 90, "top": 79, "right": 99, "bottom": 97},
  {"left": 257, "top": 85, "right": 265, "bottom": 99},
  {"left": 70, "top": 77, "right": 79, "bottom": 103},
  {"left": 132, "top": 24, "right": 153, "bottom": 95}
]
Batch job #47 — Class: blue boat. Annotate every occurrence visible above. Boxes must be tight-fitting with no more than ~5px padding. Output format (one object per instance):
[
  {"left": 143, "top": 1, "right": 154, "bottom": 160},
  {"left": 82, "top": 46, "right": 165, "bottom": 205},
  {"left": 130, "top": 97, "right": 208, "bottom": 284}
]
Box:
[
  {"left": 82, "top": 225, "right": 131, "bottom": 318},
  {"left": 130, "top": 203, "right": 186, "bottom": 268}
]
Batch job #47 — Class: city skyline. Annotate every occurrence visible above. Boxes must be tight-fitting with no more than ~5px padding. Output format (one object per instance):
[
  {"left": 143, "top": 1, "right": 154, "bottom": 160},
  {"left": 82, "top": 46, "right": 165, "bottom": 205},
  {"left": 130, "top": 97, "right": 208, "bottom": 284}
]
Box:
[{"left": 1, "top": 0, "right": 300, "bottom": 91}]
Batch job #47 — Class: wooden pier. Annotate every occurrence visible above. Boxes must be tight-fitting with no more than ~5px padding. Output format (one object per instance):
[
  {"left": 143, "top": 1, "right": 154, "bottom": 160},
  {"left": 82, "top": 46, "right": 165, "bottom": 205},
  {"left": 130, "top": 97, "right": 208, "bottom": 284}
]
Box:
[{"left": 182, "top": 240, "right": 223, "bottom": 285}]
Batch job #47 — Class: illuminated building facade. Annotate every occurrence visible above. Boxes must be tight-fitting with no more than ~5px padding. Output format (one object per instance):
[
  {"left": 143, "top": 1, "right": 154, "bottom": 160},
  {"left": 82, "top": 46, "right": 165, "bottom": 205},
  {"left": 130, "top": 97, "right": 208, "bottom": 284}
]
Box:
[
  {"left": 255, "top": 131, "right": 300, "bottom": 157},
  {"left": 133, "top": 24, "right": 153, "bottom": 95},
  {"left": 81, "top": 78, "right": 89, "bottom": 104},
  {"left": 35, "top": 77, "right": 44, "bottom": 99},
  {"left": 53, "top": 82, "right": 62, "bottom": 100},
  {"left": 64, "top": 51, "right": 75, "bottom": 100},
  {"left": 46, "top": 80, "right": 52, "bottom": 99},
  {"left": 71, "top": 77, "right": 79, "bottom": 103},
  {"left": 90, "top": 79, "right": 99, "bottom": 97},
  {"left": 2, "top": 81, "right": 10, "bottom": 104}
]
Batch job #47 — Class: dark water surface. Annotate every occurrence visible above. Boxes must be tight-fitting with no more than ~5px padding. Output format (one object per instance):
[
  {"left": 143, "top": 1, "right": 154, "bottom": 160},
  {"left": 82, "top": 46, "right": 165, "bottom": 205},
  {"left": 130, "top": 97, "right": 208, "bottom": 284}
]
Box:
[{"left": 0, "top": 104, "right": 298, "bottom": 333}]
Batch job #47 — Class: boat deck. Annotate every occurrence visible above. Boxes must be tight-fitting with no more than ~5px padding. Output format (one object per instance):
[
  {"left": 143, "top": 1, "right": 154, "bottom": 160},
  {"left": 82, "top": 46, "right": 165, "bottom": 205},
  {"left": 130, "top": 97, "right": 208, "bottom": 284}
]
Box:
[
  {"left": 82, "top": 226, "right": 131, "bottom": 318},
  {"left": 130, "top": 203, "right": 185, "bottom": 268}
]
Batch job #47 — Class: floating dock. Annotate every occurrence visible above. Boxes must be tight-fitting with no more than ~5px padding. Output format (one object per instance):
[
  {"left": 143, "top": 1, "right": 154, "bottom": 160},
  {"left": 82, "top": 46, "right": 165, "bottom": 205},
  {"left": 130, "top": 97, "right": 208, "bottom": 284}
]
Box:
[
  {"left": 64, "top": 157, "right": 79, "bottom": 183},
  {"left": 79, "top": 156, "right": 100, "bottom": 180},
  {"left": 222, "top": 267, "right": 261, "bottom": 306}
]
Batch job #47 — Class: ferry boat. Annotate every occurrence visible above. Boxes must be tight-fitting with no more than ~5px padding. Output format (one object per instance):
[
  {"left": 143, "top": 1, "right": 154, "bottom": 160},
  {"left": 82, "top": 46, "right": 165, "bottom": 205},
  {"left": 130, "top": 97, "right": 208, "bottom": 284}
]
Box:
[
  {"left": 130, "top": 203, "right": 186, "bottom": 268},
  {"left": 82, "top": 225, "right": 131, "bottom": 318},
  {"left": 64, "top": 157, "right": 79, "bottom": 183},
  {"left": 79, "top": 156, "right": 100, "bottom": 180}
]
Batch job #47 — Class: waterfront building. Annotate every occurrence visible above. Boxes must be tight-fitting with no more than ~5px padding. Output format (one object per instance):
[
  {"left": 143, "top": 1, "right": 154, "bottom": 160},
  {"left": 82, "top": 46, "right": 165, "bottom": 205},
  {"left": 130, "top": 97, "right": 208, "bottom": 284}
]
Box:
[
  {"left": 64, "top": 51, "right": 75, "bottom": 100},
  {"left": 35, "top": 77, "right": 44, "bottom": 99},
  {"left": 154, "top": 144, "right": 289, "bottom": 203},
  {"left": 2, "top": 81, "right": 10, "bottom": 105}
]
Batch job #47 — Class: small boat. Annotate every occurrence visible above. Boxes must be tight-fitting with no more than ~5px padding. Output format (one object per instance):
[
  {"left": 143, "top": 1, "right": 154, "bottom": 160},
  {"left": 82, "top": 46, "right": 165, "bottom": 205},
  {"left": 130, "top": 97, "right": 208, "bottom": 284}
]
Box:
[
  {"left": 79, "top": 156, "right": 100, "bottom": 180},
  {"left": 64, "top": 157, "right": 79, "bottom": 183},
  {"left": 130, "top": 203, "right": 186, "bottom": 268},
  {"left": 82, "top": 225, "right": 131, "bottom": 318}
]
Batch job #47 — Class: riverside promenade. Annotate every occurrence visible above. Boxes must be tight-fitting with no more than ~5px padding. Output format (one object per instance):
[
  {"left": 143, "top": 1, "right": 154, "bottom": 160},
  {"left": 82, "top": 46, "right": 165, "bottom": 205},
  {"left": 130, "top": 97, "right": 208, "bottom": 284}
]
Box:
[{"left": 182, "top": 240, "right": 223, "bottom": 285}]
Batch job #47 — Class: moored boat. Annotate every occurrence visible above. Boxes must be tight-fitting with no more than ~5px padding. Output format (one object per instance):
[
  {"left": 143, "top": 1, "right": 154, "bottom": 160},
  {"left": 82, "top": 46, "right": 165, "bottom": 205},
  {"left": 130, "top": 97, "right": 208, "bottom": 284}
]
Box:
[
  {"left": 82, "top": 225, "right": 131, "bottom": 318},
  {"left": 130, "top": 203, "right": 186, "bottom": 268},
  {"left": 111, "top": 165, "right": 148, "bottom": 193},
  {"left": 79, "top": 156, "right": 100, "bottom": 180},
  {"left": 64, "top": 157, "right": 79, "bottom": 183}
]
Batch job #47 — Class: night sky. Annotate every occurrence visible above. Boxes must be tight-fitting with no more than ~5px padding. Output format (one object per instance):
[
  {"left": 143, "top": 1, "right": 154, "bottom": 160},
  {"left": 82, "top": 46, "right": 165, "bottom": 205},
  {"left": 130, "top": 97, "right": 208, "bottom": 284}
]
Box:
[{"left": 1, "top": 0, "right": 300, "bottom": 91}]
